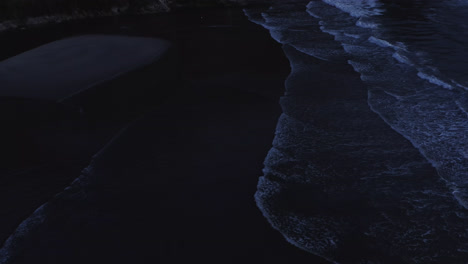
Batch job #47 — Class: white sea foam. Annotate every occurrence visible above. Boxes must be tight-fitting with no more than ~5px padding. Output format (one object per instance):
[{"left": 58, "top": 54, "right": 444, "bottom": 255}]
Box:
[
  {"left": 452, "top": 80, "right": 468, "bottom": 90},
  {"left": 322, "top": 0, "right": 384, "bottom": 17},
  {"left": 417, "top": 72, "right": 454, "bottom": 90},
  {"left": 269, "top": 30, "right": 285, "bottom": 43},
  {"left": 315, "top": 0, "right": 468, "bottom": 214},
  {"left": 392, "top": 52, "right": 414, "bottom": 65},
  {"left": 456, "top": 100, "right": 468, "bottom": 117},
  {"left": 249, "top": 2, "right": 468, "bottom": 262},
  {"left": 347, "top": 60, "right": 373, "bottom": 73},
  {"left": 356, "top": 17, "right": 379, "bottom": 29},
  {"left": 308, "top": 12, "right": 322, "bottom": 19},
  {"left": 453, "top": 188, "right": 468, "bottom": 210},
  {"left": 368, "top": 36, "right": 395, "bottom": 49},
  {"left": 344, "top": 33, "right": 361, "bottom": 39}
]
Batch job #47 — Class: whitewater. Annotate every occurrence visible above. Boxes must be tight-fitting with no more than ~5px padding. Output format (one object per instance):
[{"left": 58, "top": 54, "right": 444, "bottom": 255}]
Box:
[{"left": 249, "top": 0, "right": 468, "bottom": 263}]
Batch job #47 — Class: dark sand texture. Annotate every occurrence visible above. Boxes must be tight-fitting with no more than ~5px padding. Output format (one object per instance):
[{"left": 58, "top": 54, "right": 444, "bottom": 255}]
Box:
[
  {"left": 0, "top": 34, "right": 177, "bottom": 248},
  {"left": 0, "top": 35, "right": 170, "bottom": 100},
  {"left": 0, "top": 8, "right": 329, "bottom": 264}
]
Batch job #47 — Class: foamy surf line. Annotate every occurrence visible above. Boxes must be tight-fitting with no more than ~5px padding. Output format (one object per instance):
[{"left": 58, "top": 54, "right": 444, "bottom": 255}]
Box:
[
  {"left": 322, "top": 0, "right": 384, "bottom": 17},
  {"left": 308, "top": 0, "right": 468, "bottom": 210},
  {"left": 248, "top": 1, "right": 468, "bottom": 262},
  {"left": 0, "top": 100, "right": 144, "bottom": 263},
  {"left": 0, "top": 35, "right": 171, "bottom": 263},
  {"left": 417, "top": 71, "right": 453, "bottom": 90},
  {"left": 0, "top": 127, "right": 122, "bottom": 264}
]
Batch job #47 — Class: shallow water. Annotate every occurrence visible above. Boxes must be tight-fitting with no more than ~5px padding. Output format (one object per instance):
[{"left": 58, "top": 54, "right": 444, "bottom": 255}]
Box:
[{"left": 249, "top": 0, "right": 468, "bottom": 263}]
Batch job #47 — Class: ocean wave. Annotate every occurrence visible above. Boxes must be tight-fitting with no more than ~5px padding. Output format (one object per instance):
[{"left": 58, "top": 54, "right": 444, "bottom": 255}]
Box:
[
  {"left": 392, "top": 51, "right": 413, "bottom": 66},
  {"left": 310, "top": 0, "right": 468, "bottom": 212},
  {"left": 321, "top": 0, "right": 384, "bottom": 18},
  {"left": 368, "top": 36, "right": 396, "bottom": 49},
  {"left": 248, "top": 1, "right": 468, "bottom": 262},
  {"left": 417, "top": 72, "right": 453, "bottom": 90},
  {"left": 355, "top": 17, "right": 379, "bottom": 29}
]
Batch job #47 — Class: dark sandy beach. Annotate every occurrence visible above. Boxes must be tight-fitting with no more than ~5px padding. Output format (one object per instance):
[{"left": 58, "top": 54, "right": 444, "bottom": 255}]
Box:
[{"left": 0, "top": 7, "right": 329, "bottom": 264}]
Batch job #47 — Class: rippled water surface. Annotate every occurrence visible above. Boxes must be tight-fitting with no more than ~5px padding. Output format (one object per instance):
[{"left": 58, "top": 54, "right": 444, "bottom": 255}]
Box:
[{"left": 248, "top": 1, "right": 468, "bottom": 263}]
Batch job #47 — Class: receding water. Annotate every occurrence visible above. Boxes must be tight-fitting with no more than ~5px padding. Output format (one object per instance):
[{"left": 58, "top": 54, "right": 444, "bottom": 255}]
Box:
[{"left": 248, "top": 1, "right": 468, "bottom": 263}]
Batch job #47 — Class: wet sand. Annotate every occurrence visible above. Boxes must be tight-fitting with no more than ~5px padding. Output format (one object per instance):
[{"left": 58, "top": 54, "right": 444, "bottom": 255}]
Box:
[{"left": 0, "top": 7, "right": 329, "bottom": 264}]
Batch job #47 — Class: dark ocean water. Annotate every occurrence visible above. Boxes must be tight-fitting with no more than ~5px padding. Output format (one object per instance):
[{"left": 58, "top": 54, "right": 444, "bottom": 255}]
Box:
[{"left": 248, "top": 0, "right": 468, "bottom": 263}]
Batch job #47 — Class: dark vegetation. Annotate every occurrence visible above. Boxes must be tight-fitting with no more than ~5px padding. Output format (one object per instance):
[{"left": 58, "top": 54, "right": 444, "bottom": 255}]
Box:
[
  {"left": 0, "top": 0, "right": 268, "bottom": 25},
  {"left": 0, "top": 0, "right": 170, "bottom": 21}
]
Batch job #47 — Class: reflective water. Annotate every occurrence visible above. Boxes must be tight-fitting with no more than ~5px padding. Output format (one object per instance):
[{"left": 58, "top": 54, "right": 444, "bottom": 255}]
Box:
[{"left": 249, "top": 1, "right": 468, "bottom": 263}]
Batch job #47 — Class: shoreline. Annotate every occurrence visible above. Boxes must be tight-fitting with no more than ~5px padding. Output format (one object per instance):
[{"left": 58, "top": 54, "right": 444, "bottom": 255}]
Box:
[{"left": 0, "top": 7, "right": 329, "bottom": 263}]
